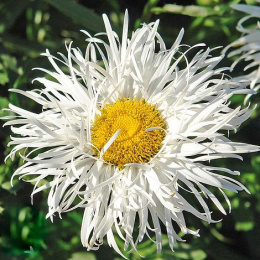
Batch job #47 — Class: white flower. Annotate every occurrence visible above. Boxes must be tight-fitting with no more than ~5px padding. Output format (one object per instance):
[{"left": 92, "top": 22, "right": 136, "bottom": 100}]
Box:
[
  {"left": 224, "top": 3, "right": 260, "bottom": 103},
  {"left": 3, "top": 10, "right": 259, "bottom": 257}
]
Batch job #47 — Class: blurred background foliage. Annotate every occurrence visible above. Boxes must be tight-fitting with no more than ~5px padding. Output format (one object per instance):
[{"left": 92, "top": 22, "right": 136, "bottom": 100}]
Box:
[{"left": 0, "top": 0, "right": 259, "bottom": 259}]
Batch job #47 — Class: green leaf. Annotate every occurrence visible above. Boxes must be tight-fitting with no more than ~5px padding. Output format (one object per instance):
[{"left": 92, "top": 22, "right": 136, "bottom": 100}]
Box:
[
  {"left": 141, "top": 0, "right": 160, "bottom": 22},
  {"left": 69, "top": 252, "right": 96, "bottom": 260},
  {"left": 191, "top": 249, "right": 207, "bottom": 260},
  {"left": 252, "top": 155, "right": 260, "bottom": 172},
  {"left": 235, "top": 221, "right": 254, "bottom": 232},
  {"left": 151, "top": 4, "right": 226, "bottom": 17},
  {"left": 0, "top": 72, "right": 8, "bottom": 84},
  {"left": 210, "top": 227, "right": 232, "bottom": 243},
  {"left": 0, "top": 34, "right": 43, "bottom": 57},
  {"left": 1, "top": 54, "right": 18, "bottom": 72},
  {"left": 245, "top": 0, "right": 259, "bottom": 4},
  {"left": 46, "top": 0, "right": 105, "bottom": 33},
  {"left": 0, "top": 97, "right": 10, "bottom": 117},
  {"left": 1, "top": 181, "right": 12, "bottom": 191}
]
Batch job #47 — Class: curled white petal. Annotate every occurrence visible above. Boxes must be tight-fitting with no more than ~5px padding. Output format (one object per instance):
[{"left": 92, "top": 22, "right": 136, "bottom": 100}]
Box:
[{"left": 2, "top": 9, "right": 259, "bottom": 257}]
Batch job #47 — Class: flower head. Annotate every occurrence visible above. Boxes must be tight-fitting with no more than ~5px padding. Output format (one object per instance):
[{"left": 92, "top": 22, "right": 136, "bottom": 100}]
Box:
[
  {"left": 3, "top": 10, "right": 259, "bottom": 257},
  {"left": 224, "top": 3, "right": 260, "bottom": 103}
]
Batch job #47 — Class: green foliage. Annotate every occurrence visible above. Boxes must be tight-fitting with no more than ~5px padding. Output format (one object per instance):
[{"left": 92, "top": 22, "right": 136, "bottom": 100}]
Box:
[
  {"left": 0, "top": 0, "right": 259, "bottom": 259},
  {"left": 46, "top": 0, "right": 105, "bottom": 32}
]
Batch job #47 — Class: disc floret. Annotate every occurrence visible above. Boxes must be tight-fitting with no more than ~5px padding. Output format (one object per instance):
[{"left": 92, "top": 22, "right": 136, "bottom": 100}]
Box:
[{"left": 91, "top": 99, "right": 166, "bottom": 167}]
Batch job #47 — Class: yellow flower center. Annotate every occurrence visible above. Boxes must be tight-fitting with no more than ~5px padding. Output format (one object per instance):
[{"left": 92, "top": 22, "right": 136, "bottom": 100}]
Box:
[{"left": 91, "top": 99, "right": 166, "bottom": 168}]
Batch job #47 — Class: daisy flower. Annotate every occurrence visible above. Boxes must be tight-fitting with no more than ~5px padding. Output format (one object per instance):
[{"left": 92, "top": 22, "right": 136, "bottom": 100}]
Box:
[
  {"left": 224, "top": 3, "right": 260, "bottom": 103},
  {"left": 3, "top": 10, "right": 259, "bottom": 257}
]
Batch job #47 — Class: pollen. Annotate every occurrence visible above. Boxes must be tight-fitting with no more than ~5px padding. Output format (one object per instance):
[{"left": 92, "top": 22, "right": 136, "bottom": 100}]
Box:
[{"left": 91, "top": 99, "right": 166, "bottom": 168}]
